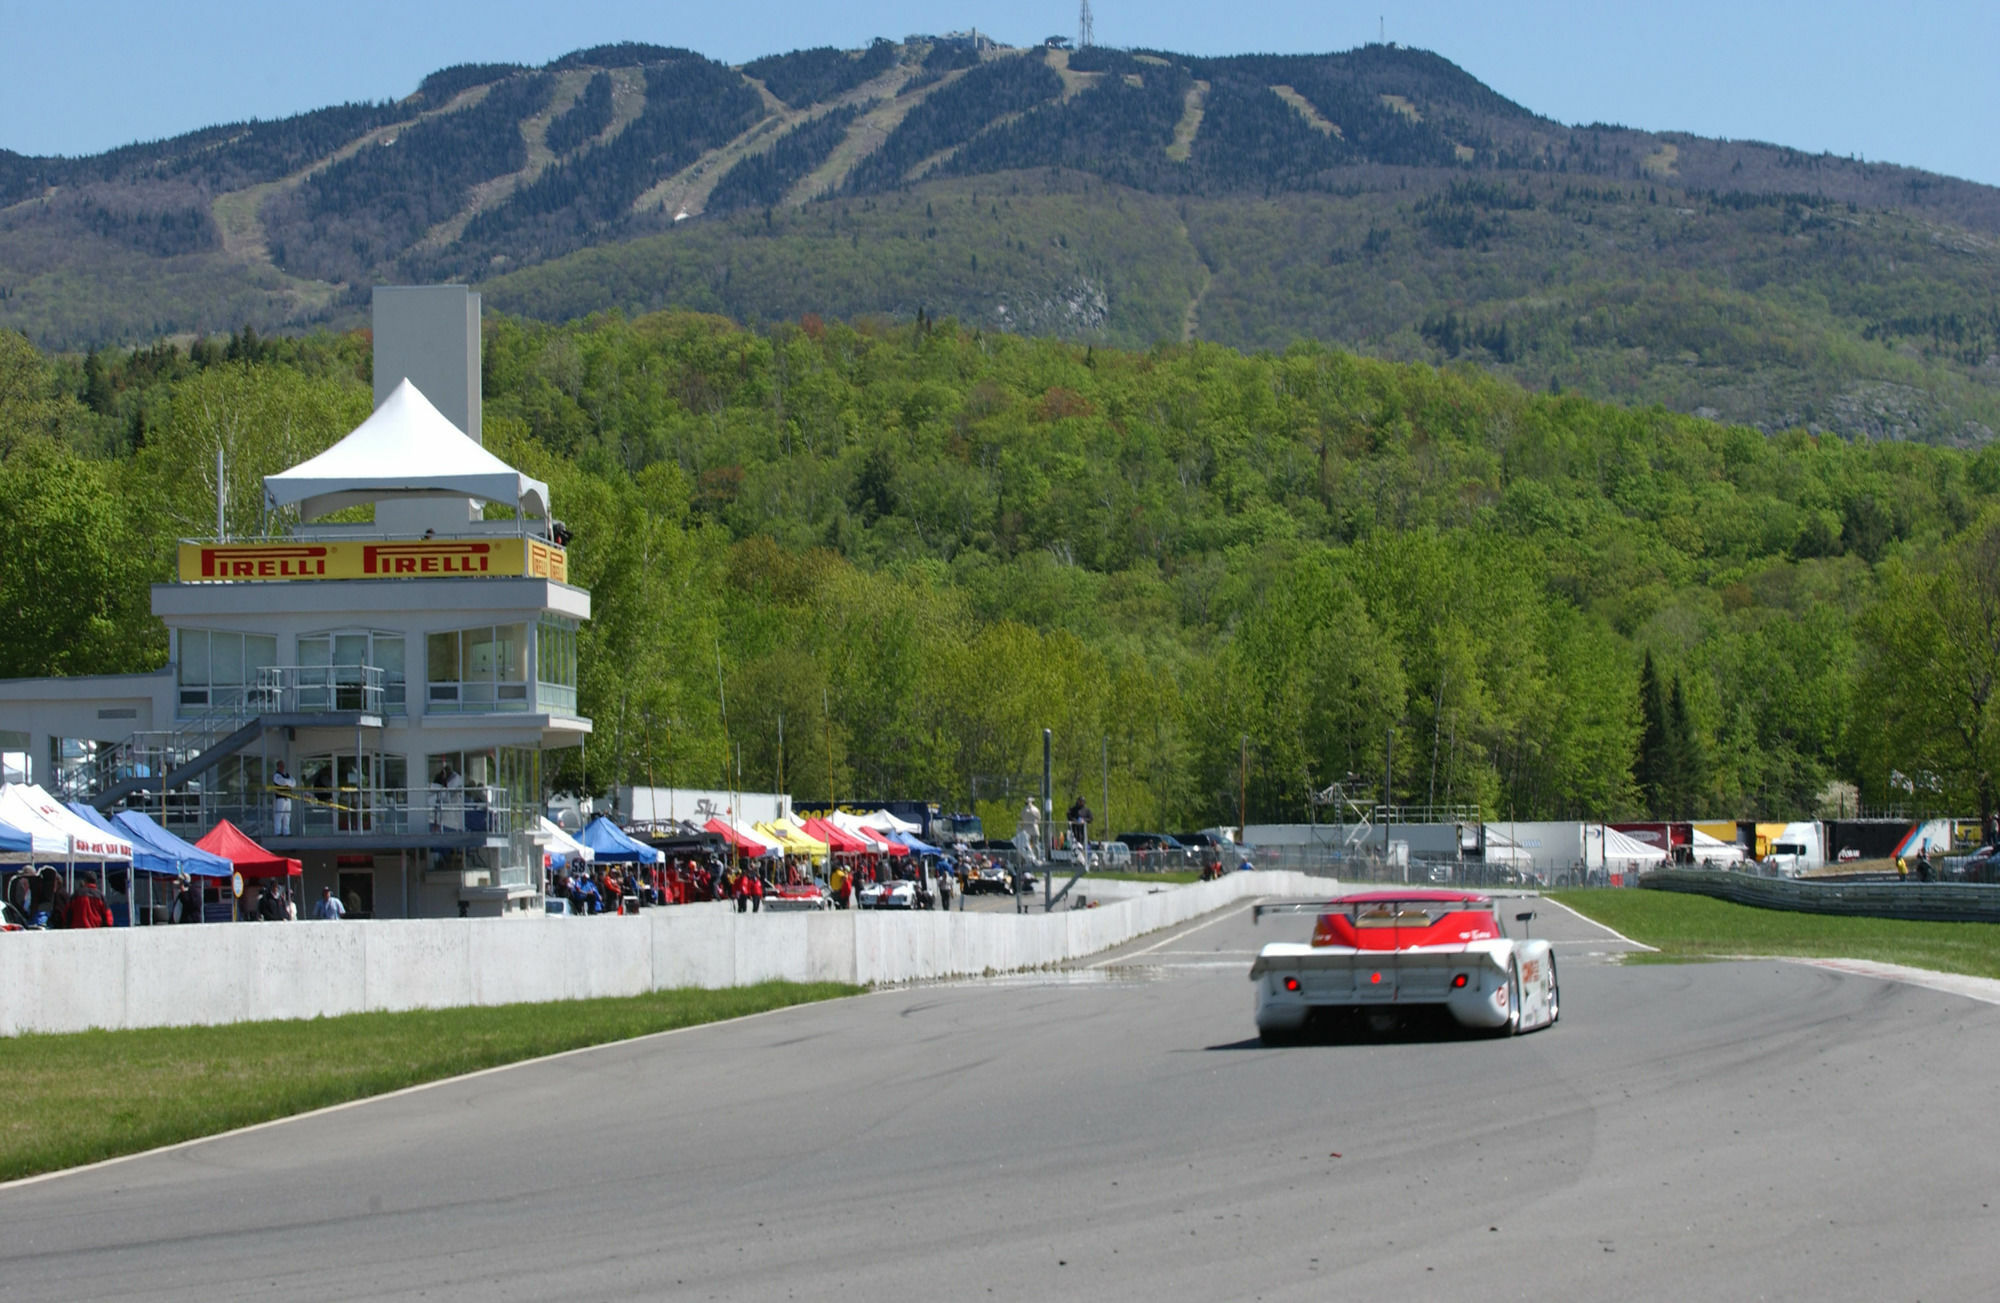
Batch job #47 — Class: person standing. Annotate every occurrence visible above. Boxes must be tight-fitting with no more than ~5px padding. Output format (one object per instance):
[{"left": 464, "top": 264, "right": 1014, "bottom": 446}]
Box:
[
  {"left": 312, "top": 886, "right": 346, "bottom": 920},
  {"left": 271, "top": 761, "right": 294, "bottom": 836},
  {"left": 255, "top": 881, "right": 284, "bottom": 922},
  {"left": 1066, "top": 794, "right": 1092, "bottom": 860},
  {"left": 173, "top": 875, "right": 203, "bottom": 924},
  {"left": 65, "top": 872, "right": 114, "bottom": 928}
]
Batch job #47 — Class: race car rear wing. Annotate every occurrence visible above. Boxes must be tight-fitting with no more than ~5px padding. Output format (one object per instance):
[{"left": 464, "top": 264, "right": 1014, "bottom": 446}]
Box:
[{"left": 1252, "top": 901, "right": 1337, "bottom": 926}]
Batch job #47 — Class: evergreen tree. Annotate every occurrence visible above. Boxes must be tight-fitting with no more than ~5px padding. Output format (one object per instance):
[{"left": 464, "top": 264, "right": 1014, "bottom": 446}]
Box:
[
  {"left": 1664, "top": 675, "right": 1705, "bottom": 815},
  {"left": 1635, "top": 651, "right": 1669, "bottom": 816}
]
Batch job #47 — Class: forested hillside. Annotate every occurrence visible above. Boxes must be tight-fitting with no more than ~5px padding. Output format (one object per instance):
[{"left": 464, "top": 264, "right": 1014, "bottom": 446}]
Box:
[
  {"left": 2, "top": 36, "right": 1998, "bottom": 444},
  {"left": 7, "top": 312, "right": 2000, "bottom": 829}
]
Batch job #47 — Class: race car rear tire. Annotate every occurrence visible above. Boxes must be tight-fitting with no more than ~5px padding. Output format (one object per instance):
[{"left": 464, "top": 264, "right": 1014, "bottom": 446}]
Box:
[{"left": 1490, "top": 961, "right": 1521, "bottom": 1037}]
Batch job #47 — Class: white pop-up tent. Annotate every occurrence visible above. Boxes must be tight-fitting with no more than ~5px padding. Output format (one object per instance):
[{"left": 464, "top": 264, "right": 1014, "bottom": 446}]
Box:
[
  {"left": 1602, "top": 825, "right": 1669, "bottom": 869},
  {"left": 264, "top": 379, "right": 551, "bottom": 521},
  {"left": 1688, "top": 827, "right": 1746, "bottom": 865},
  {"left": 534, "top": 816, "right": 595, "bottom": 864},
  {"left": 0, "top": 785, "right": 133, "bottom": 862},
  {"left": 854, "top": 808, "right": 921, "bottom": 834}
]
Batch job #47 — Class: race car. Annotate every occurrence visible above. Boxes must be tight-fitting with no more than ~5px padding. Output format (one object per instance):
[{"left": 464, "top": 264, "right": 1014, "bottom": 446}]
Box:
[{"left": 1249, "top": 890, "right": 1558, "bottom": 1042}]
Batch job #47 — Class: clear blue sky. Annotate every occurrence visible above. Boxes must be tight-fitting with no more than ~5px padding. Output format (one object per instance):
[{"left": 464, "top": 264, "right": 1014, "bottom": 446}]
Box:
[{"left": 5, "top": 1, "right": 1996, "bottom": 187}]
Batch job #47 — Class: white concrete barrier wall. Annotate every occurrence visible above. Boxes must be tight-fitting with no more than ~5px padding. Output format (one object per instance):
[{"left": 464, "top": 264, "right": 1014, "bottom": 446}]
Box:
[{"left": 0, "top": 872, "right": 1333, "bottom": 1036}]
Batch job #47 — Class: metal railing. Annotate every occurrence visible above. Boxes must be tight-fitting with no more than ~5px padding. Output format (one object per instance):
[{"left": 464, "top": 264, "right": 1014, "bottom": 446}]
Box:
[
  {"left": 249, "top": 664, "right": 387, "bottom": 716},
  {"left": 249, "top": 785, "right": 526, "bottom": 841}
]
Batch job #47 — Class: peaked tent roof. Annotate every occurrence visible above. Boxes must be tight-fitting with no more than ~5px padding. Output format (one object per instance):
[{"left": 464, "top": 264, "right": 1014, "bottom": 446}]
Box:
[
  {"left": 578, "top": 816, "right": 662, "bottom": 864},
  {"left": 109, "top": 809, "right": 236, "bottom": 879},
  {"left": 1603, "top": 826, "right": 1668, "bottom": 864},
  {"left": 0, "top": 784, "right": 132, "bottom": 860},
  {"left": 702, "top": 818, "right": 776, "bottom": 856},
  {"left": 801, "top": 817, "right": 871, "bottom": 854},
  {"left": 193, "top": 819, "right": 301, "bottom": 877},
  {"left": 534, "top": 816, "right": 595, "bottom": 863},
  {"left": 264, "top": 379, "right": 551, "bottom": 521}
]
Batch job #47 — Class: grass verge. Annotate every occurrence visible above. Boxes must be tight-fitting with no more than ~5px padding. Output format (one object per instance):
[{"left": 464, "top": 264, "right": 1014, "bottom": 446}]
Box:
[
  {"left": 1552, "top": 889, "right": 2000, "bottom": 979},
  {"left": 0, "top": 980, "right": 858, "bottom": 1183}
]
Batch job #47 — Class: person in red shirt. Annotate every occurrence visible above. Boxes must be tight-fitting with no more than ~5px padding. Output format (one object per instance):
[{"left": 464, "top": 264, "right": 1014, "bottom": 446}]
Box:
[
  {"left": 65, "top": 872, "right": 114, "bottom": 928},
  {"left": 749, "top": 871, "right": 764, "bottom": 913}
]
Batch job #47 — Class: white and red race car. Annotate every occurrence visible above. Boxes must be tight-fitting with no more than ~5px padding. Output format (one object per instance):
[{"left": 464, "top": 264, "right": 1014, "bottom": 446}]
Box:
[{"left": 1250, "top": 889, "right": 1558, "bottom": 1042}]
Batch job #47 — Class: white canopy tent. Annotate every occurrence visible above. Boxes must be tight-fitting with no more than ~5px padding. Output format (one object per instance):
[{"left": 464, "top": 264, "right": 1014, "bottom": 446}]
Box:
[
  {"left": 1603, "top": 826, "right": 1669, "bottom": 868},
  {"left": 534, "top": 816, "right": 595, "bottom": 864},
  {"left": 854, "top": 808, "right": 921, "bottom": 834},
  {"left": 1, "top": 784, "right": 138, "bottom": 924},
  {"left": 1689, "top": 827, "right": 1746, "bottom": 864},
  {"left": 264, "top": 379, "right": 551, "bottom": 521},
  {"left": 0, "top": 785, "right": 133, "bottom": 862},
  {"left": 829, "top": 812, "right": 894, "bottom": 851}
]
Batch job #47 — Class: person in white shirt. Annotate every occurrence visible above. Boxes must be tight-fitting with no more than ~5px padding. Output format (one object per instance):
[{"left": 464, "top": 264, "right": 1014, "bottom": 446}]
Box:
[
  {"left": 272, "top": 762, "right": 294, "bottom": 836},
  {"left": 311, "top": 886, "right": 346, "bottom": 920}
]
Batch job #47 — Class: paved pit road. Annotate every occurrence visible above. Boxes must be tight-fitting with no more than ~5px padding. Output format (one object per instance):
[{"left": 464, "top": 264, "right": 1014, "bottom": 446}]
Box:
[{"left": 2, "top": 896, "right": 1996, "bottom": 1301}]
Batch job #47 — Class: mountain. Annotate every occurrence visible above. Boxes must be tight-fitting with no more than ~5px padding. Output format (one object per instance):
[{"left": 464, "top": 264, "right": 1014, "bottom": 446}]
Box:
[{"left": 3, "top": 37, "right": 1998, "bottom": 442}]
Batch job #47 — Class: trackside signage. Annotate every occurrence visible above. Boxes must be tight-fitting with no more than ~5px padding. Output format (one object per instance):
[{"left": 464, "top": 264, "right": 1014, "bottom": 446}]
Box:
[{"left": 178, "top": 538, "right": 567, "bottom": 583}]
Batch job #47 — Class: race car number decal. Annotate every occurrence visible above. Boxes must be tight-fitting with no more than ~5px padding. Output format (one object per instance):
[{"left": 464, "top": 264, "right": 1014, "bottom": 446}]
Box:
[{"left": 1520, "top": 960, "right": 1539, "bottom": 983}]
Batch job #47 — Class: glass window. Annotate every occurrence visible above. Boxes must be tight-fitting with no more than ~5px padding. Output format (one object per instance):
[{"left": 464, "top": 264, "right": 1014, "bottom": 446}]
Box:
[
  {"left": 181, "top": 631, "right": 210, "bottom": 686},
  {"left": 377, "top": 636, "right": 406, "bottom": 713},
  {"left": 299, "top": 635, "right": 331, "bottom": 667}
]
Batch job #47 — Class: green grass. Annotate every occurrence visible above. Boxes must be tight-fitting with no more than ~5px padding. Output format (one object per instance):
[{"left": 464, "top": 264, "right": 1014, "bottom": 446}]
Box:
[
  {"left": 1552, "top": 889, "right": 2000, "bottom": 979},
  {"left": 0, "top": 980, "right": 858, "bottom": 1182}
]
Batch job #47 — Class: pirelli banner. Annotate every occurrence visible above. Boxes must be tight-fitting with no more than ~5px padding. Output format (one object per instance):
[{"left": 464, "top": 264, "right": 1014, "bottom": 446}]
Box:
[{"left": 179, "top": 538, "right": 568, "bottom": 584}]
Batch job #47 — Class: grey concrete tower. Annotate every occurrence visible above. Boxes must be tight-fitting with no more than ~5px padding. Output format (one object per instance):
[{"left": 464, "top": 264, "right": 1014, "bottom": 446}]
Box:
[
  {"left": 371, "top": 285, "right": 481, "bottom": 443},
  {"left": 370, "top": 285, "right": 483, "bottom": 534}
]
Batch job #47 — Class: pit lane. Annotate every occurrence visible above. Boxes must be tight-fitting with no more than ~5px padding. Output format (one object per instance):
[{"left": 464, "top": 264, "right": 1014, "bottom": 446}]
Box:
[{"left": 2, "top": 893, "right": 1995, "bottom": 1301}]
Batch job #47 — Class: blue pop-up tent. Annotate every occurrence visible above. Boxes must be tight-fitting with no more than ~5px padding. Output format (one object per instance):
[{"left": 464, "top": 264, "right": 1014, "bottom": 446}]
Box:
[
  {"left": 889, "top": 830, "right": 941, "bottom": 855},
  {"left": 111, "top": 810, "right": 234, "bottom": 879},
  {"left": 578, "top": 816, "right": 663, "bottom": 864},
  {"left": 0, "top": 814, "right": 34, "bottom": 856}
]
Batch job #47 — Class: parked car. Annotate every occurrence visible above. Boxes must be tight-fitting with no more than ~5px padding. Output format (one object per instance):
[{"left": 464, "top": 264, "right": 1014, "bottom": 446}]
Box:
[
  {"left": 1116, "top": 832, "right": 1195, "bottom": 871},
  {"left": 1092, "top": 840, "right": 1132, "bottom": 869}
]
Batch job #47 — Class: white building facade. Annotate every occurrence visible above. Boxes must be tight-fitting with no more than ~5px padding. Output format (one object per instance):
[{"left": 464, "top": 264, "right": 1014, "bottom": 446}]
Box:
[{"left": 0, "top": 287, "right": 590, "bottom": 918}]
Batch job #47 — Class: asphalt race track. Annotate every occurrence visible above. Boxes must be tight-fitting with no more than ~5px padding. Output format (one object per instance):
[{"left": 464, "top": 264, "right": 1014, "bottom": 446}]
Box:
[{"left": 4, "top": 897, "right": 1999, "bottom": 1301}]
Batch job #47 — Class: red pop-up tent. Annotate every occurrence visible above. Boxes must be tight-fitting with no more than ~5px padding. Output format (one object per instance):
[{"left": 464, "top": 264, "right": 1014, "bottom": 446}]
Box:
[
  {"left": 194, "top": 819, "right": 303, "bottom": 878},
  {"left": 801, "top": 817, "right": 871, "bottom": 854}
]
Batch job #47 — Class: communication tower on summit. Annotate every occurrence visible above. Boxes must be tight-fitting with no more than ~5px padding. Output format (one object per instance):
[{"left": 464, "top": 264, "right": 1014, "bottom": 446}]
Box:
[{"left": 1079, "top": 0, "right": 1094, "bottom": 48}]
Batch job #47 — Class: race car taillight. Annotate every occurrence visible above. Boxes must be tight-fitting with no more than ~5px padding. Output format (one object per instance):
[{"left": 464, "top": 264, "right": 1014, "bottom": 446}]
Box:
[
  {"left": 1451, "top": 974, "right": 1468, "bottom": 989},
  {"left": 1283, "top": 976, "right": 1301, "bottom": 992},
  {"left": 1370, "top": 971, "right": 1381, "bottom": 984}
]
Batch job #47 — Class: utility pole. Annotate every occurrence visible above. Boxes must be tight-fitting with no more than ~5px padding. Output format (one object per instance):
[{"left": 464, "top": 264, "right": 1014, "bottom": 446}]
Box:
[
  {"left": 1101, "top": 735, "right": 1110, "bottom": 871},
  {"left": 1238, "top": 735, "right": 1248, "bottom": 844},
  {"left": 823, "top": 686, "right": 834, "bottom": 810},
  {"left": 1384, "top": 725, "right": 1395, "bottom": 876},
  {"left": 1079, "top": 0, "right": 1094, "bottom": 48},
  {"left": 1042, "top": 728, "right": 1053, "bottom": 912}
]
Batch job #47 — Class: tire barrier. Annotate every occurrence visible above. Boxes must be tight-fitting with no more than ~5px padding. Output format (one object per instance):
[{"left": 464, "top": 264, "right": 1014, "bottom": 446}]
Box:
[{"left": 1640, "top": 868, "right": 2000, "bottom": 924}]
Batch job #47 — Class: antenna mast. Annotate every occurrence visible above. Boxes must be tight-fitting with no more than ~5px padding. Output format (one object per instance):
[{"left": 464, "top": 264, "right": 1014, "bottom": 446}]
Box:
[{"left": 1079, "top": 0, "right": 1094, "bottom": 48}]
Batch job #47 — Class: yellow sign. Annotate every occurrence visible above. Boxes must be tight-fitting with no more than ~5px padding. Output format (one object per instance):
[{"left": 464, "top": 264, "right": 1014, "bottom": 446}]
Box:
[{"left": 179, "top": 538, "right": 568, "bottom": 584}]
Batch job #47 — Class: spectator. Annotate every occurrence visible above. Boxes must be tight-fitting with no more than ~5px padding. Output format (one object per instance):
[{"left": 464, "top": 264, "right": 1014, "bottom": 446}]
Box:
[
  {"left": 255, "top": 881, "right": 285, "bottom": 922},
  {"left": 173, "top": 875, "right": 202, "bottom": 924},
  {"left": 312, "top": 886, "right": 346, "bottom": 920},
  {"left": 65, "top": 872, "right": 114, "bottom": 928},
  {"left": 271, "top": 761, "right": 294, "bottom": 836}
]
